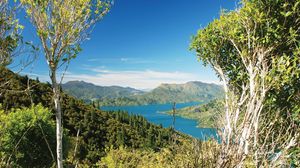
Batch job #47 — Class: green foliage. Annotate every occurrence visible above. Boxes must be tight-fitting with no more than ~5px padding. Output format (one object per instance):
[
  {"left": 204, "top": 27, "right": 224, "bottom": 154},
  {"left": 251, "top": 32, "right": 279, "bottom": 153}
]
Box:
[
  {"left": 165, "top": 99, "right": 223, "bottom": 128},
  {"left": 109, "top": 111, "right": 172, "bottom": 149},
  {"left": 0, "top": 0, "right": 22, "bottom": 66},
  {"left": 191, "top": 0, "right": 300, "bottom": 165},
  {"left": 18, "top": 1, "right": 112, "bottom": 166},
  {"left": 0, "top": 67, "right": 174, "bottom": 165},
  {"left": 20, "top": 0, "right": 112, "bottom": 70},
  {"left": 97, "top": 138, "right": 220, "bottom": 168},
  {"left": 0, "top": 104, "right": 56, "bottom": 167},
  {"left": 191, "top": 0, "right": 300, "bottom": 93},
  {"left": 98, "top": 146, "right": 162, "bottom": 168}
]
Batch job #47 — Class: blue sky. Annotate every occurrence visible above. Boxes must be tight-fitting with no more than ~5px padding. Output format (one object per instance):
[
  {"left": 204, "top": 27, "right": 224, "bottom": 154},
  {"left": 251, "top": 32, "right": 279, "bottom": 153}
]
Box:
[{"left": 13, "top": 0, "right": 237, "bottom": 89}]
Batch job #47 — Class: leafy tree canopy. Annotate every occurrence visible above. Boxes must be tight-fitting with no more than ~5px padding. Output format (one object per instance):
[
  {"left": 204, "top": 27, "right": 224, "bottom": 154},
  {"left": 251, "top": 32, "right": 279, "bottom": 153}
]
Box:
[
  {"left": 0, "top": 0, "right": 23, "bottom": 66},
  {"left": 191, "top": 0, "right": 300, "bottom": 122}
]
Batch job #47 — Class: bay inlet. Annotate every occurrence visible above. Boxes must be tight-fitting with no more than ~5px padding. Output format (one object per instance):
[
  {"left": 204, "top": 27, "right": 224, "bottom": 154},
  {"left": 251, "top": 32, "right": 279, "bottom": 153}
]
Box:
[{"left": 101, "top": 102, "right": 218, "bottom": 140}]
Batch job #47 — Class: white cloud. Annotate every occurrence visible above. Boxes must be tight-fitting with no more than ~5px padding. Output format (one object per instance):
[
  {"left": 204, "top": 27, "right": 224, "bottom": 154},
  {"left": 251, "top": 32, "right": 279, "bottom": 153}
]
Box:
[
  {"left": 20, "top": 72, "right": 49, "bottom": 81},
  {"left": 62, "top": 69, "right": 220, "bottom": 89},
  {"left": 87, "top": 57, "right": 155, "bottom": 64},
  {"left": 20, "top": 66, "right": 220, "bottom": 89},
  {"left": 120, "top": 58, "right": 128, "bottom": 62}
]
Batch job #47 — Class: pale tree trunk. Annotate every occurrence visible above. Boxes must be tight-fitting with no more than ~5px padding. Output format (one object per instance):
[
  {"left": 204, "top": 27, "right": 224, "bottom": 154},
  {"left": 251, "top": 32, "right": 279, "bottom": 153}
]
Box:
[{"left": 50, "top": 70, "right": 63, "bottom": 168}]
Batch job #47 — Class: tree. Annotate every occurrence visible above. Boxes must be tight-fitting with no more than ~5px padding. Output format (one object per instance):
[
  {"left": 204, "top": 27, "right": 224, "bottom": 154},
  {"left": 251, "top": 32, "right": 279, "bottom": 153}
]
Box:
[
  {"left": 191, "top": 0, "right": 300, "bottom": 167},
  {"left": 0, "top": 0, "right": 22, "bottom": 66},
  {"left": 20, "top": 0, "right": 112, "bottom": 167}
]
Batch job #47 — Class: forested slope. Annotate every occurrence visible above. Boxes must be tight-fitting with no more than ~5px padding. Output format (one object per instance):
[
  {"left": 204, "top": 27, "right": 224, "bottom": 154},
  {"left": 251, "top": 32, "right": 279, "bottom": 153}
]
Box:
[
  {"left": 96, "top": 81, "right": 224, "bottom": 106},
  {"left": 62, "top": 80, "right": 144, "bottom": 102},
  {"left": 165, "top": 99, "right": 223, "bottom": 128},
  {"left": 0, "top": 67, "right": 174, "bottom": 166}
]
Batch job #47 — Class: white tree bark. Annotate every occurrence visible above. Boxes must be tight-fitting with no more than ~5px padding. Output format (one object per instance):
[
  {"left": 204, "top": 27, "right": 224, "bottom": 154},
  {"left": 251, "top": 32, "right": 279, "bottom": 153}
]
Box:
[{"left": 50, "top": 70, "right": 63, "bottom": 168}]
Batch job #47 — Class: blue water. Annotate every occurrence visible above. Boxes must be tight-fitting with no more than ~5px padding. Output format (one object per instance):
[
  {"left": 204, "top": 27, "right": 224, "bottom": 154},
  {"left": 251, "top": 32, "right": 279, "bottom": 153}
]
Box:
[{"left": 101, "top": 102, "right": 218, "bottom": 140}]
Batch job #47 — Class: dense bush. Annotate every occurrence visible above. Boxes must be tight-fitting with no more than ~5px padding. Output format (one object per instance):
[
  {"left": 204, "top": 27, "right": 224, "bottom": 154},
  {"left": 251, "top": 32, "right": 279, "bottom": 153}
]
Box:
[
  {"left": 97, "top": 138, "right": 220, "bottom": 168},
  {"left": 0, "top": 104, "right": 56, "bottom": 167}
]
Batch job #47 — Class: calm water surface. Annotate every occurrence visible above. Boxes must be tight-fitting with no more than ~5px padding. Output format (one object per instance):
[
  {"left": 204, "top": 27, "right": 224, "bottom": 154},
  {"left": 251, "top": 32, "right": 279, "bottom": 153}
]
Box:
[{"left": 101, "top": 102, "right": 218, "bottom": 140}]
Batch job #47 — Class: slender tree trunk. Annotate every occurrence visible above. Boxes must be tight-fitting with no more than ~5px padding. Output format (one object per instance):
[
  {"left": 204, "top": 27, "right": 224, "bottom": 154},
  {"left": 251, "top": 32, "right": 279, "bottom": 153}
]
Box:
[
  {"left": 172, "top": 102, "right": 176, "bottom": 130},
  {"left": 50, "top": 70, "right": 63, "bottom": 168},
  {"left": 171, "top": 102, "right": 176, "bottom": 145}
]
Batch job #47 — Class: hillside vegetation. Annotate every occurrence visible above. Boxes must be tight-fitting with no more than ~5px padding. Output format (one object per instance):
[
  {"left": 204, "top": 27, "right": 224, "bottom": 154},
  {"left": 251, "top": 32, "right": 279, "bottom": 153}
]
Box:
[
  {"left": 62, "top": 81, "right": 144, "bottom": 102},
  {"left": 65, "top": 81, "right": 224, "bottom": 106},
  {"left": 165, "top": 100, "right": 223, "bottom": 128},
  {"left": 0, "top": 68, "right": 221, "bottom": 168},
  {"left": 1, "top": 0, "right": 300, "bottom": 167},
  {"left": 0, "top": 67, "right": 175, "bottom": 166}
]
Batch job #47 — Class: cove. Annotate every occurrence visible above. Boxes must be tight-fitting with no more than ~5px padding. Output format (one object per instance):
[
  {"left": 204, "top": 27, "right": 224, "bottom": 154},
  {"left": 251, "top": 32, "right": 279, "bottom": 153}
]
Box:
[{"left": 101, "top": 102, "right": 218, "bottom": 140}]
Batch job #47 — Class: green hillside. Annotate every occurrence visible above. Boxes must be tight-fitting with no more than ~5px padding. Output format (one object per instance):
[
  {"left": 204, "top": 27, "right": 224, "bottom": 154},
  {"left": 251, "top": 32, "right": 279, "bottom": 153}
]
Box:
[
  {"left": 0, "top": 67, "right": 174, "bottom": 166},
  {"left": 165, "top": 99, "right": 223, "bottom": 128},
  {"left": 146, "top": 81, "right": 223, "bottom": 103},
  {"left": 92, "top": 81, "right": 223, "bottom": 106},
  {"left": 62, "top": 80, "right": 144, "bottom": 102}
]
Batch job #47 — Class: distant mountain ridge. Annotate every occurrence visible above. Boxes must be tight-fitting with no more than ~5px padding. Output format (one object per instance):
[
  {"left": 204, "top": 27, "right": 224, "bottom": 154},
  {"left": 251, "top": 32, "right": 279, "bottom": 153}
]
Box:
[
  {"left": 62, "top": 80, "right": 144, "bottom": 101},
  {"left": 62, "top": 80, "right": 224, "bottom": 106},
  {"left": 124, "top": 81, "right": 224, "bottom": 105}
]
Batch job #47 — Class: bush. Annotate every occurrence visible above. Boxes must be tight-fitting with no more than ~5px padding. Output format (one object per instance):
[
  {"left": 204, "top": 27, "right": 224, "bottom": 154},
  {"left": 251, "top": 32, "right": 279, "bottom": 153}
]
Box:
[
  {"left": 97, "top": 138, "right": 220, "bottom": 168},
  {"left": 0, "top": 104, "right": 56, "bottom": 167}
]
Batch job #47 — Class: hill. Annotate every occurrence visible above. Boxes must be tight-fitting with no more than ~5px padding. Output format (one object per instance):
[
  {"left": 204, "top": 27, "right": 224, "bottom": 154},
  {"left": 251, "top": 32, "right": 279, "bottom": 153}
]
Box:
[
  {"left": 0, "top": 67, "right": 174, "bottom": 166},
  {"left": 146, "top": 81, "right": 223, "bottom": 103},
  {"left": 62, "top": 80, "right": 144, "bottom": 102},
  {"left": 98, "top": 81, "right": 224, "bottom": 106},
  {"left": 165, "top": 99, "right": 223, "bottom": 128},
  {"left": 62, "top": 80, "right": 224, "bottom": 106}
]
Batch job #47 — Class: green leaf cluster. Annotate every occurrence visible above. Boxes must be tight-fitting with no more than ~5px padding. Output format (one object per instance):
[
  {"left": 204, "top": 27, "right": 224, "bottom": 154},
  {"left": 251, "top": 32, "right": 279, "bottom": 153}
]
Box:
[
  {"left": 0, "top": 104, "right": 56, "bottom": 167},
  {"left": 0, "top": 1, "right": 22, "bottom": 66}
]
